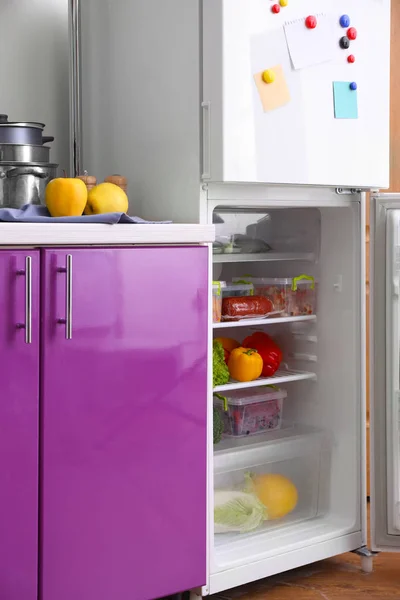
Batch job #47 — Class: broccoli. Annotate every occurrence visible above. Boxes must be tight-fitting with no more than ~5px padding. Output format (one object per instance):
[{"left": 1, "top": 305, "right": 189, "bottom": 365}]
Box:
[
  {"left": 213, "top": 406, "right": 224, "bottom": 445},
  {"left": 213, "top": 340, "right": 230, "bottom": 388}
]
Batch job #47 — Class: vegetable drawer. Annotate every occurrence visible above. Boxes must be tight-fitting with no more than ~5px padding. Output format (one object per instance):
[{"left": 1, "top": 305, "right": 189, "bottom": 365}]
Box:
[{"left": 213, "top": 427, "right": 330, "bottom": 538}]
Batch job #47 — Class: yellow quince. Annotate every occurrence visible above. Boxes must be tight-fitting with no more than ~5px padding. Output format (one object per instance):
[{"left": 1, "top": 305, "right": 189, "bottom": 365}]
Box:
[
  {"left": 84, "top": 182, "right": 128, "bottom": 215},
  {"left": 45, "top": 177, "right": 87, "bottom": 217}
]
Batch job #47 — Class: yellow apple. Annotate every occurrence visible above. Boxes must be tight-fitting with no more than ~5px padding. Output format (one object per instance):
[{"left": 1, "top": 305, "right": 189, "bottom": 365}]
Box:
[
  {"left": 84, "top": 182, "right": 128, "bottom": 215},
  {"left": 45, "top": 177, "right": 88, "bottom": 217}
]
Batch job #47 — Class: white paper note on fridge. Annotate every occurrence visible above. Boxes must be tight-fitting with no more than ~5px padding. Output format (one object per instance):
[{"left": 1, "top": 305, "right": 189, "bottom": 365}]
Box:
[{"left": 284, "top": 14, "right": 335, "bottom": 70}]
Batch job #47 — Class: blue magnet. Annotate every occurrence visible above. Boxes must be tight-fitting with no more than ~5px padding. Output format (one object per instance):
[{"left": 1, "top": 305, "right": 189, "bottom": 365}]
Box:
[
  {"left": 350, "top": 82, "right": 357, "bottom": 91},
  {"left": 340, "top": 15, "right": 350, "bottom": 28}
]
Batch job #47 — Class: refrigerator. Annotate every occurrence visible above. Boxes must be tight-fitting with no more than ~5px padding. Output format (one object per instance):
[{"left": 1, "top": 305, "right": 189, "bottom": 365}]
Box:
[{"left": 71, "top": 0, "right": 395, "bottom": 597}]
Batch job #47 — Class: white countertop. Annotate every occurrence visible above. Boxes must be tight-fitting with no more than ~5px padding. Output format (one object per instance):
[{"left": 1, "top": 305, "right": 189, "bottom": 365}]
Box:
[{"left": 0, "top": 223, "right": 215, "bottom": 246}]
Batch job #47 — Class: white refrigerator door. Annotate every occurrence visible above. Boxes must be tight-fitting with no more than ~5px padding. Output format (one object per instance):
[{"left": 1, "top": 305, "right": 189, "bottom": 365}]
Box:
[
  {"left": 371, "top": 194, "right": 400, "bottom": 552},
  {"left": 203, "top": 0, "right": 390, "bottom": 188}
]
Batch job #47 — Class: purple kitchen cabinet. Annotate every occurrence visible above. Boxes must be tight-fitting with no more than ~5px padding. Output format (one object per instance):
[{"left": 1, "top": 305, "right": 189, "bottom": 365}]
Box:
[
  {"left": 40, "top": 246, "right": 209, "bottom": 600},
  {"left": 0, "top": 251, "right": 39, "bottom": 600}
]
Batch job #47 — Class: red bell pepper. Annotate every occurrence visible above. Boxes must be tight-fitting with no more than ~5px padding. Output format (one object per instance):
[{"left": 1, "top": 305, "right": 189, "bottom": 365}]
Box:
[{"left": 242, "top": 331, "right": 282, "bottom": 377}]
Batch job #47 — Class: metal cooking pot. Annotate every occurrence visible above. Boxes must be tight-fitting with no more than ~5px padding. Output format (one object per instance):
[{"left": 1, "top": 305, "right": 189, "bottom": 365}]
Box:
[
  {"left": 0, "top": 162, "right": 58, "bottom": 208},
  {"left": 0, "top": 115, "right": 54, "bottom": 145},
  {"left": 0, "top": 143, "right": 51, "bottom": 163}
]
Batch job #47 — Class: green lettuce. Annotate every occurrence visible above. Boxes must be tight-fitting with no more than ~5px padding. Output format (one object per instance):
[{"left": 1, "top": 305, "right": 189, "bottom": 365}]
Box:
[{"left": 214, "top": 490, "right": 266, "bottom": 533}]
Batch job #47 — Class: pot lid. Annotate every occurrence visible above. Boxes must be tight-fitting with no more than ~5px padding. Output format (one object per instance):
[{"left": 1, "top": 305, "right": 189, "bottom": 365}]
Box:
[
  {"left": 0, "top": 115, "right": 45, "bottom": 129},
  {"left": 0, "top": 162, "right": 58, "bottom": 167}
]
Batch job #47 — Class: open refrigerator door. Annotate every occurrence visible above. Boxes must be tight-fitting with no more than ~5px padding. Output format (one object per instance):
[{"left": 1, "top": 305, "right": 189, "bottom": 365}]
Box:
[
  {"left": 205, "top": 188, "right": 367, "bottom": 595},
  {"left": 371, "top": 194, "right": 400, "bottom": 552}
]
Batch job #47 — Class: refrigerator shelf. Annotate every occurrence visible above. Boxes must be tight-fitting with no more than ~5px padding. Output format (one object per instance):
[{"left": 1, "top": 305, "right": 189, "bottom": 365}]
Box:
[
  {"left": 213, "top": 369, "right": 316, "bottom": 393},
  {"left": 214, "top": 421, "right": 329, "bottom": 460},
  {"left": 214, "top": 315, "right": 316, "bottom": 329},
  {"left": 214, "top": 423, "right": 316, "bottom": 455},
  {"left": 213, "top": 252, "right": 316, "bottom": 264}
]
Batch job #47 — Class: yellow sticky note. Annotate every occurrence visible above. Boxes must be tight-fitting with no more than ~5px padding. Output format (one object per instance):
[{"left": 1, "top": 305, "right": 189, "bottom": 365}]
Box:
[{"left": 254, "top": 65, "right": 290, "bottom": 112}]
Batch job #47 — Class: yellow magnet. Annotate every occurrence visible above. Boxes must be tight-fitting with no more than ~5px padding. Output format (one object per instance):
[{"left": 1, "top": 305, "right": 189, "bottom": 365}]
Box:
[
  {"left": 280, "top": 0, "right": 288, "bottom": 6},
  {"left": 262, "top": 69, "right": 276, "bottom": 84}
]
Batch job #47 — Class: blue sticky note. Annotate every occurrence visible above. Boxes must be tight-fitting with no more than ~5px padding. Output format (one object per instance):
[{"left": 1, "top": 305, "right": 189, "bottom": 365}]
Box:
[{"left": 333, "top": 82, "right": 358, "bottom": 119}]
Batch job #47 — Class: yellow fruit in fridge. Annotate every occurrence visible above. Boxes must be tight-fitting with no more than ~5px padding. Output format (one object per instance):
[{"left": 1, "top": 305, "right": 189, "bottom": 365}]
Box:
[
  {"left": 45, "top": 177, "right": 87, "bottom": 217},
  {"left": 245, "top": 473, "right": 298, "bottom": 520},
  {"left": 84, "top": 182, "right": 128, "bottom": 215},
  {"left": 214, "top": 337, "right": 240, "bottom": 353}
]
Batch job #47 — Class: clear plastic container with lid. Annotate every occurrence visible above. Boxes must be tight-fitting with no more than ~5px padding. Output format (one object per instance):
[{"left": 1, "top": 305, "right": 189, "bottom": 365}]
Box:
[
  {"left": 214, "top": 387, "right": 286, "bottom": 437},
  {"left": 221, "top": 282, "right": 254, "bottom": 299},
  {"left": 213, "top": 281, "right": 254, "bottom": 323},
  {"left": 233, "top": 275, "right": 316, "bottom": 316}
]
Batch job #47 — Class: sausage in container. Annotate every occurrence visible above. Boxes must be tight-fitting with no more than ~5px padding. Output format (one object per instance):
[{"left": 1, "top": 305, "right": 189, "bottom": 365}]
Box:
[{"left": 222, "top": 296, "right": 274, "bottom": 321}]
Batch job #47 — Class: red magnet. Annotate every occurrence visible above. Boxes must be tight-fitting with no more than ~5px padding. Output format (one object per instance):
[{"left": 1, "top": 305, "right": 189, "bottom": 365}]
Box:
[
  {"left": 347, "top": 54, "right": 355, "bottom": 63},
  {"left": 271, "top": 3, "right": 280, "bottom": 13},
  {"left": 347, "top": 27, "right": 357, "bottom": 40},
  {"left": 305, "top": 15, "right": 317, "bottom": 29}
]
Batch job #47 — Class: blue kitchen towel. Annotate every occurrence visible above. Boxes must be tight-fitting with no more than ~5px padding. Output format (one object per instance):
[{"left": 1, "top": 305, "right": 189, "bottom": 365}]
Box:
[{"left": 0, "top": 205, "right": 171, "bottom": 224}]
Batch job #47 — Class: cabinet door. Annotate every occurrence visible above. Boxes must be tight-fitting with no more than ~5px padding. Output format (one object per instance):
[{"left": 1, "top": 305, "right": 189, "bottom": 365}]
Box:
[
  {"left": 203, "top": 0, "right": 390, "bottom": 188},
  {"left": 41, "top": 247, "right": 209, "bottom": 600},
  {"left": 0, "top": 251, "right": 39, "bottom": 600}
]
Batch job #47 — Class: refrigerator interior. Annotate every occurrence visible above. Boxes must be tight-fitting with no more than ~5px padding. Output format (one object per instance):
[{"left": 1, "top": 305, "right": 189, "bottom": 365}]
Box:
[{"left": 211, "top": 204, "right": 363, "bottom": 572}]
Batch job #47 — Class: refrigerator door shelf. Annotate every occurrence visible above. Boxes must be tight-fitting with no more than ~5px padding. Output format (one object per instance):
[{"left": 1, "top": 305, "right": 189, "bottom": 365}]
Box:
[{"left": 371, "top": 194, "right": 400, "bottom": 551}]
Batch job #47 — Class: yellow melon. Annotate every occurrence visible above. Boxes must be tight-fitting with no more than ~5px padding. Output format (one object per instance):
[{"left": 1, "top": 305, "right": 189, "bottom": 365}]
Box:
[{"left": 245, "top": 473, "right": 298, "bottom": 520}]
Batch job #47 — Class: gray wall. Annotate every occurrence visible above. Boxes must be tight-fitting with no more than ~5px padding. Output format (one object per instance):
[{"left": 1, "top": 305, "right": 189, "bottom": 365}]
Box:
[{"left": 0, "top": 0, "right": 69, "bottom": 173}]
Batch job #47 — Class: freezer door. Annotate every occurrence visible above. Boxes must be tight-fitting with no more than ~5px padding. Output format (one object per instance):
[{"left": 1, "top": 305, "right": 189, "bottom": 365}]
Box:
[
  {"left": 371, "top": 194, "right": 400, "bottom": 551},
  {"left": 203, "top": 0, "right": 390, "bottom": 188}
]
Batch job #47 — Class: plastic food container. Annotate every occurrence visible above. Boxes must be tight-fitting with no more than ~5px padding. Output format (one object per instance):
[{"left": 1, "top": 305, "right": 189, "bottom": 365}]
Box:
[
  {"left": 214, "top": 387, "right": 286, "bottom": 437},
  {"left": 234, "top": 275, "right": 316, "bottom": 316},
  {"left": 221, "top": 283, "right": 254, "bottom": 299},
  {"left": 213, "top": 281, "right": 225, "bottom": 323}
]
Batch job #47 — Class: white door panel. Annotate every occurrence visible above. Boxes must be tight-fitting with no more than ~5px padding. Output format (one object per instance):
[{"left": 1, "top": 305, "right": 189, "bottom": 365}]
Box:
[
  {"left": 203, "top": 0, "right": 390, "bottom": 188},
  {"left": 371, "top": 194, "right": 400, "bottom": 551},
  {"left": 385, "top": 211, "right": 400, "bottom": 535}
]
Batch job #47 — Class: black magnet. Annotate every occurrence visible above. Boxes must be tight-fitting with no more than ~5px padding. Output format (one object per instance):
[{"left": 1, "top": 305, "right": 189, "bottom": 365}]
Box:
[{"left": 339, "top": 36, "right": 350, "bottom": 49}]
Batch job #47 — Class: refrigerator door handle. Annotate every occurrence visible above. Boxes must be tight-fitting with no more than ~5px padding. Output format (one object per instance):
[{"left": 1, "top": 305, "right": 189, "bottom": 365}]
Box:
[
  {"left": 202, "top": 101, "right": 211, "bottom": 180},
  {"left": 69, "top": 0, "right": 82, "bottom": 177},
  {"left": 393, "top": 275, "right": 400, "bottom": 298}
]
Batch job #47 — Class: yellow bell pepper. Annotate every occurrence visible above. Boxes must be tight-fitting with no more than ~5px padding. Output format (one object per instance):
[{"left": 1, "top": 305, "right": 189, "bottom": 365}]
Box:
[{"left": 228, "top": 347, "right": 263, "bottom": 382}]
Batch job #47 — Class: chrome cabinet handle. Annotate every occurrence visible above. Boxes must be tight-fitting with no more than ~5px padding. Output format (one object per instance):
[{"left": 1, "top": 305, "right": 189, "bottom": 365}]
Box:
[
  {"left": 17, "top": 256, "right": 32, "bottom": 344},
  {"left": 57, "top": 254, "right": 73, "bottom": 340},
  {"left": 25, "top": 256, "right": 32, "bottom": 344},
  {"left": 66, "top": 254, "right": 73, "bottom": 340}
]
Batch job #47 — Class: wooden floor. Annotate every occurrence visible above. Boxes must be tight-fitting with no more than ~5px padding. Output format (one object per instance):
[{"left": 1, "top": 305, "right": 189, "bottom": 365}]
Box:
[{"left": 212, "top": 550, "right": 400, "bottom": 599}]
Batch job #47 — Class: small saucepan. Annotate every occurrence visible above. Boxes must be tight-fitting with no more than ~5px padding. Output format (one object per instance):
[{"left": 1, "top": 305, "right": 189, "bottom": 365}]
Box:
[{"left": 0, "top": 115, "right": 54, "bottom": 145}]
